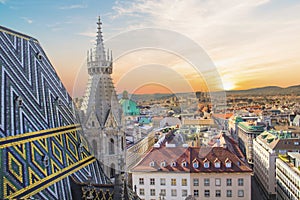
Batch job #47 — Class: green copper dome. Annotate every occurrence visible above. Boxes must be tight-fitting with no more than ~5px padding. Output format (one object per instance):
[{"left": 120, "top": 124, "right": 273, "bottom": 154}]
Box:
[{"left": 119, "top": 91, "right": 140, "bottom": 116}]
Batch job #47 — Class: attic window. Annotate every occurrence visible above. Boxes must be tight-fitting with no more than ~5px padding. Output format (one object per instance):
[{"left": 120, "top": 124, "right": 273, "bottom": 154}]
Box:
[
  {"left": 214, "top": 158, "right": 221, "bottom": 168},
  {"left": 161, "top": 161, "right": 167, "bottom": 167},
  {"left": 56, "top": 97, "right": 62, "bottom": 106},
  {"left": 78, "top": 143, "right": 84, "bottom": 153},
  {"left": 225, "top": 158, "right": 232, "bottom": 168},
  {"left": 203, "top": 158, "right": 210, "bottom": 168},
  {"left": 15, "top": 96, "right": 23, "bottom": 107},
  {"left": 36, "top": 52, "right": 42, "bottom": 60},
  {"left": 43, "top": 155, "right": 49, "bottom": 167},
  {"left": 171, "top": 161, "right": 177, "bottom": 167},
  {"left": 193, "top": 161, "right": 199, "bottom": 169},
  {"left": 150, "top": 161, "right": 155, "bottom": 167},
  {"left": 181, "top": 161, "right": 187, "bottom": 168}
]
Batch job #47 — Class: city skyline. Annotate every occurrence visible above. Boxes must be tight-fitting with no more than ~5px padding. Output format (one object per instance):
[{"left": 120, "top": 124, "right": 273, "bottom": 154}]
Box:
[{"left": 1, "top": 0, "right": 300, "bottom": 96}]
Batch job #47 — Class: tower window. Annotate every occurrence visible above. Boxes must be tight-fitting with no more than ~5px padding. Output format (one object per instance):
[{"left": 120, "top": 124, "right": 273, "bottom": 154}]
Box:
[{"left": 109, "top": 138, "right": 115, "bottom": 154}]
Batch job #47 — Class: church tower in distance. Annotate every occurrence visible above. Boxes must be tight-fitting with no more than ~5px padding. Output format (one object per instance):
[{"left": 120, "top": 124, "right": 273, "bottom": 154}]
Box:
[{"left": 80, "top": 16, "right": 125, "bottom": 178}]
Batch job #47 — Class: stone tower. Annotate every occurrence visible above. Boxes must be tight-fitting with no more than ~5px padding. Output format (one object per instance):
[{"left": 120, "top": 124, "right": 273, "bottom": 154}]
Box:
[{"left": 80, "top": 16, "right": 125, "bottom": 178}]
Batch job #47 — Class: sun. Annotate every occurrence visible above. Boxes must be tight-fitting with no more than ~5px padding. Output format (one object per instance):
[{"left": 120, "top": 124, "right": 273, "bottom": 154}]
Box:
[{"left": 223, "top": 81, "right": 235, "bottom": 91}]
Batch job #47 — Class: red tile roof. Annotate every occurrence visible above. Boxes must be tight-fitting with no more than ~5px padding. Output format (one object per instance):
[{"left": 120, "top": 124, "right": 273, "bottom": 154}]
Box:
[{"left": 131, "top": 146, "right": 252, "bottom": 173}]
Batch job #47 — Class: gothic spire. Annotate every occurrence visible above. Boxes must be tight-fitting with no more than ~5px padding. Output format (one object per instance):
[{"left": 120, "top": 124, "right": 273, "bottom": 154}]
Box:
[{"left": 96, "top": 16, "right": 106, "bottom": 61}]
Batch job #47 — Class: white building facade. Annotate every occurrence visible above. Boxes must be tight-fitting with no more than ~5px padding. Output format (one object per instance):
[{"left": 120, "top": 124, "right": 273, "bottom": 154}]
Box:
[{"left": 131, "top": 146, "right": 252, "bottom": 200}]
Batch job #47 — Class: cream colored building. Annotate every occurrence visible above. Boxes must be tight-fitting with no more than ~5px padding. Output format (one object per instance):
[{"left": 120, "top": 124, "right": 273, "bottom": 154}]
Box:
[
  {"left": 253, "top": 130, "right": 300, "bottom": 199},
  {"left": 131, "top": 146, "right": 252, "bottom": 200},
  {"left": 276, "top": 152, "right": 300, "bottom": 200}
]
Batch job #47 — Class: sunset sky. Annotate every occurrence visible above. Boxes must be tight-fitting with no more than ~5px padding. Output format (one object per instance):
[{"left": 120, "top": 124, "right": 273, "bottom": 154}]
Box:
[{"left": 1, "top": 0, "right": 300, "bottom": 96}]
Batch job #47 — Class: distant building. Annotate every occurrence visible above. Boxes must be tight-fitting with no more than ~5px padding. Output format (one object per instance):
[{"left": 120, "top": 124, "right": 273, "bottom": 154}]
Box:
[
  {"left": 292, "top": 114, "right": 300, "bottom": 126},
  {"left": 237, "top": 121, "right": 265, "bottom": 163},
  {"left": 160, "top": 117, "right": 181, "bottom": 128},
  {"left": 119, "top": 90, "right": 140, "bottom": 116},
  {"left": 276, "top": 152, "right": 300, "bottom": 200},
  {"left": 253, "top": 130, "right": 300, "bottom": 199},
  {"left": 131, "top": 147, "right": 252, "bottom": 200}
]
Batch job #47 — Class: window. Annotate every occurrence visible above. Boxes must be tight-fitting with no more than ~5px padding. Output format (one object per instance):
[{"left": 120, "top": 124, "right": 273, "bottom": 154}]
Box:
[
  {"left": 193, "top": 178, "right": 199, "bottom": 186},
  {"left": 16, "top": 96, "right": 23, "bottom": 107},
  {"left": 109, "top": 138, "right": 115, "bottom": 154},
  {"left": 150, "top": 161, "right": 155, "bottom": 167},
  {"left": 226, "top": 190, "right": 232, "bottom": 197},
  {"left": 215, "top": 190, "right": 221, "bottom": 197},
  {"left": 150, "top": 189, "right": 155, "bottom": 196},
  {"left": 171, "top": 189, "right": 177, "bottom": 196},
  {"left": 225, "top": 160, "right": 232, "bottom": 168},
  {"left": 160, "top": 178, "right": 166, "bottom": 185},
  {"left": 204, "top": 190, "right": 210, "bottom": 197},
  {"left": 215, "top": 161, "right": 221, "bottom": 168},
  {"left": 238, "top": 190, "right": 244, "bottom": 197},
  {"left": 226, "top": 178, "right": 232, "bottom": 186},
  {"left": 215, "top": 178, "right": 221, "bottom": 186},
  {"left": 182, "top": 190, "right": 188, "bottom": 197},
  {"left": 43, "top": 155, "right": 49, "bottom": 167},
  {"left": 139, "top": 189, "right": 145, "bottom": 196},
  {"left": 238, "top": 178, "right": 244, "bottom": 186},
  {"left": 204, "top": 178, "right": 210, "bottom": 186},
  {"left": 171, "top": 161, "right": 177, "bottom": 167},
  {"left": 193, "top": 162, "right": 199, "bottom": 168},
  {"left": 182, "top": 161, "right": 187, "bottom": 167},
  {"left": 150, "top": 178, "right": 155, "bottom": 185},
  {"left": 194, "top": 190, "right": 199, "bottom": 197},
  {"left": 110, "top": 163, "right": 115, "bottom": 178},
  {"left": 160, "top": 189, "right": 166, "bottom": 196},
  {"left": 171, "top": 178, "right": 176, "bottom": 186},
  {"left": 204, "top": 162, "right": 210, "bottom": 168},
  {"left": 139, "top": 178, "right": 144, "bottom": 185},
  {"left": 161, "top": 161, "right": 166, "bottom": 167},
  {"left": 182, "top": 178, "right": 187, "bottom": 186}
]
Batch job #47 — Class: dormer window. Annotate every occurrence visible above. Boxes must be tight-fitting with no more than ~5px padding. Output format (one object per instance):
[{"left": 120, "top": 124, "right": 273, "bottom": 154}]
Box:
[
  {"left": 203, "top": 158, "right": 210, "bottom": 168},
  {"left": 78, "top": 143, "right": 84, "bottom": 153},
  {"left": 150, "top": 161, "right": 155, "bottom": 167},
  {"left": 181, "top": 161, "right": 187, "bottom": 168},
  {"left": 171, "top": 161, "right": 177, "bottom": 167},
  {"left": 161, "top": 161, "right": 167, "bottom": 167},
  {"left": 15, "top": 96, "right": 23, "bottom": 107},
  {"left": 36, "top": 52, "right": 42, "bottom": 60},
  {"left": 225, "top": 158, "right": 232, "bottom": 168},
  {"left": 214, "top": 158, "right": 221, "bottom": 168},
  {"left": 43, "top": 155, "right": 49, "bottom": 167},
  {"left": 193, "top": 161, "right": 199, "bottom": 169}
]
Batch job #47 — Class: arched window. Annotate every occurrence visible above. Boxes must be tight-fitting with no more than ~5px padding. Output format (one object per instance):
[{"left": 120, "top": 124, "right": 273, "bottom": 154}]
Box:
[
  {"left": 109, "top": 138, "right": 115, "bottom": 155},
  {"left": 92, "top": 140, "right": 97, "bottom": 156},
  {"left": 110, "top": 163, "right": 115, "bottom": 178}
]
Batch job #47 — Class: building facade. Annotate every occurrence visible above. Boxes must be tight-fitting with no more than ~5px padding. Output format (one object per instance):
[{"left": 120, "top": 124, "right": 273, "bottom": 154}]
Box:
[
  {"left": 276, "top": 152, "right": 300, "bottom": 200},
  {"left": 131, "top": 147, "right": 252, "bottom": 200},
  {"left": 80, "top": 17, "right": 126, "bottom": 178},
  {"left": 253, "top": 130, "right": 300, "bottom": 199},
  {"left": 237, "top": 121, "right": 264, "bottom": 163}
]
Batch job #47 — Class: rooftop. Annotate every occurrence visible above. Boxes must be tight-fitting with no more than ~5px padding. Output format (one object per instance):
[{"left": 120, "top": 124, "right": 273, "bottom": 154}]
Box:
[
  {"left": 238, "top": 122, "right": 265, "bottom": 133},
  {"left": 131, "top": 146, "right": 252, "bottom": 173}
]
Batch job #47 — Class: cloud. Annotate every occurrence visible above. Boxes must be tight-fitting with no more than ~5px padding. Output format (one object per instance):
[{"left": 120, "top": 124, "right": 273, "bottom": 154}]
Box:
[
  {"left": 59, "top": 4, "right": 87, "bottom": 10},
  {"left": 109, "top": 0, "right": 300, "bottom": 89},
  {"left": 21, "top": 17, "right": 33, "bottom": 24},
  {"left": 0, "top": 0, "right": 6, "bottom": 4}
]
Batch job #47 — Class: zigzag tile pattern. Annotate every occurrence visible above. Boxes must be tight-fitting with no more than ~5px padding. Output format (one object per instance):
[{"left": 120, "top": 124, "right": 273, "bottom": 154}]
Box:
[{"left": 0, "top": 26, "right": 111, "bottom": 199}]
